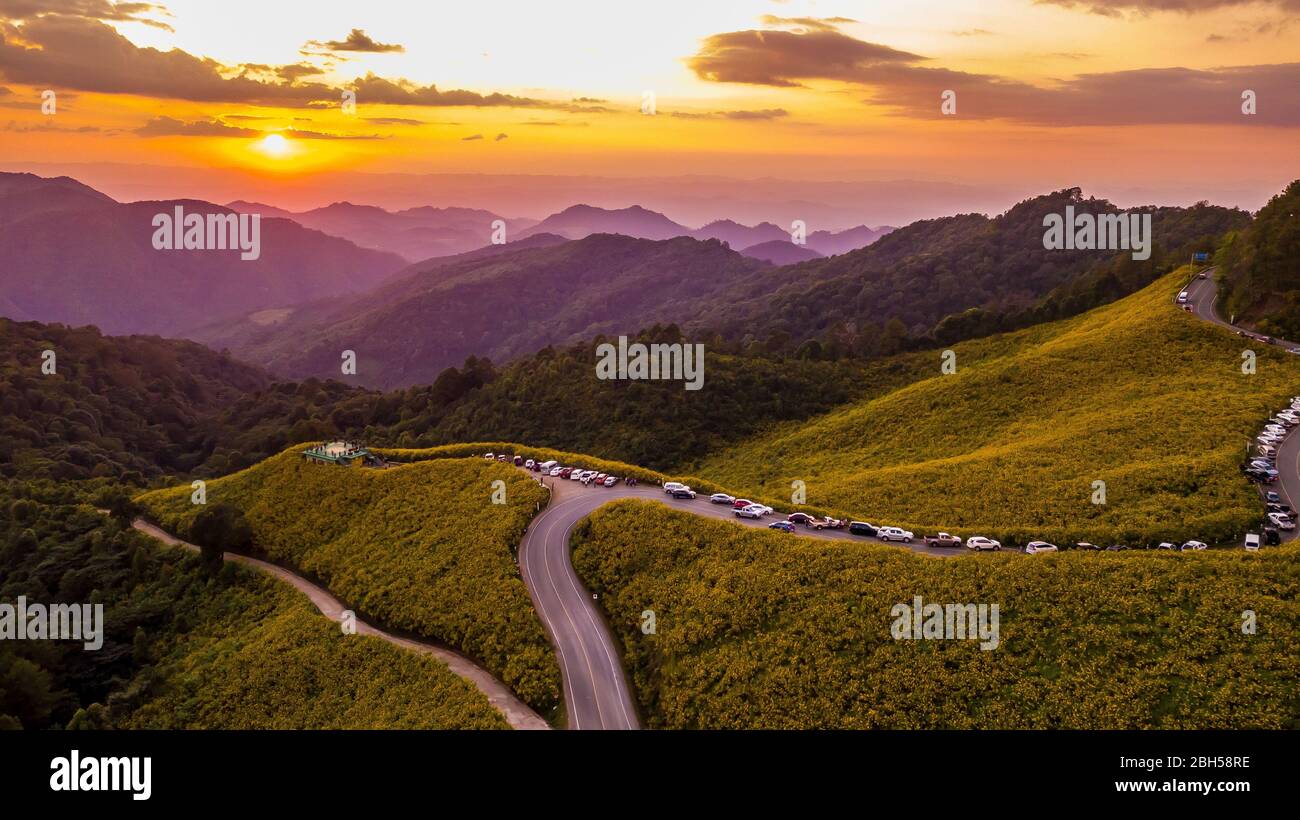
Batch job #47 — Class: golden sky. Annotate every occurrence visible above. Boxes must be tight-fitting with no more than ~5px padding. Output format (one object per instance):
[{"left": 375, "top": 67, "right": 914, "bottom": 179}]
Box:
[{"left": 0, "top": 0, "right": 1296, "bottom": 212}]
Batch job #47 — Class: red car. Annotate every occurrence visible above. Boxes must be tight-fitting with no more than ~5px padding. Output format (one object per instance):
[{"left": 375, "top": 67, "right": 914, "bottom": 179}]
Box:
[
  {"left": 559, "top": 467, "right": 574, "bottom": 478},
  {"left": 733, "top": 499, "right": 754, "bottom": 509}
]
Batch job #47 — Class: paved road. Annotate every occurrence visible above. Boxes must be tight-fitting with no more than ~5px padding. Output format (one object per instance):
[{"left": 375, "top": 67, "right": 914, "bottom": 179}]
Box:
[
  {"left": 516, "top": 473, "right": 976, "bottom": 730},
  {"left": 130, "top": 518, "right": 550, "bottom": 730},
  {"left": 1181, "top": 270, "right": 1300, "bottom": 542}
]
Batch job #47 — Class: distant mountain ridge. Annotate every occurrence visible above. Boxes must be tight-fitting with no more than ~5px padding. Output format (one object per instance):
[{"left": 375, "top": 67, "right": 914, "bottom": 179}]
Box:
[
  {"left": 0, "top": 173, "right": 408, "bottom": 337},
  {"left": 226, "top": 200, "right": 537, "bottom": 262}
]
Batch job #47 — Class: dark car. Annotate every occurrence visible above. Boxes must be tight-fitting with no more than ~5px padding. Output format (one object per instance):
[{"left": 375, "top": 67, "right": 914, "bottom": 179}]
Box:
[
  {"left": 768, "top": 521, "right": 795, "bottom": 533},
  {"left": 787, "top": 512, "right": 816, "bottom": 526},
  {"left": 848, "top": 521, "right": 878, "bottom": 537},
  {"left": 1105, "top": 544, "right": 1127, "bottom": 551},
  {"left": 670, "top": 488, "right": 697, "bottom": 500},
  {"left": 1264, "top": 527, "right": 1282, "bottom": 545},
  {"left": 1076, "top": 542, "right": 1102, "bottom": 551}
]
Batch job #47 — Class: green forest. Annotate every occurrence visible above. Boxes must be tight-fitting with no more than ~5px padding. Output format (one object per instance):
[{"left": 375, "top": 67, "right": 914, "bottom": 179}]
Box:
[{"left": 0, "top": 480, "right": 506, "bottom": 729}]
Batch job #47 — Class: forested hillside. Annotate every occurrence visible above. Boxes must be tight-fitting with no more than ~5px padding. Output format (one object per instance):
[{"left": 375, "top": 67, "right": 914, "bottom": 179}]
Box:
[
  {"left": 1217, "top": 179, "right": 1300, "bottom": 336},
  {"left": 0, "top": 481, "right": 506, "bottom": 729}
]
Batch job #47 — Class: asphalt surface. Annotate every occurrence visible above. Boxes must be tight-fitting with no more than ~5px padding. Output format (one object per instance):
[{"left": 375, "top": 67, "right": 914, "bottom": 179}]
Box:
[
  {"left": 516, "top": 473, "right": 981, "bottom": 730},
  {"left": 1180, "top": 270, "right": 1300, "bottom": 542}
]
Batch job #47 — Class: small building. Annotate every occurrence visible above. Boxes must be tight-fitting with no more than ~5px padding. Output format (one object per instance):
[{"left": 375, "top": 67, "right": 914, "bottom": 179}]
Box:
[{"left": 303, "top": 441, "right": 379, "bottom": 467}]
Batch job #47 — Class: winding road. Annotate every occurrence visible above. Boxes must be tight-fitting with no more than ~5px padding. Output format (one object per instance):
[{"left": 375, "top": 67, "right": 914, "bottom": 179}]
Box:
[
  {"left": 1181, "top": 269, "right": 1300, "bottom": 542},
  {"left": 516, "top": 472, "right": 978, "bottom": 730}
]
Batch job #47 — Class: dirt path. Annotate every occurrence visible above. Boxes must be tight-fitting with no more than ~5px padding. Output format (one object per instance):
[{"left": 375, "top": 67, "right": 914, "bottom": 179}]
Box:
[{"left": 130, "top": 518, "right": 550, "bottom": 731}]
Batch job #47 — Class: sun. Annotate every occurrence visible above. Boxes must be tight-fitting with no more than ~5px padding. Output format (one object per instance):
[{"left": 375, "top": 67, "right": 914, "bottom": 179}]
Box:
[{"left": 253, "top": 133, "right": 293, "bottom": 159}]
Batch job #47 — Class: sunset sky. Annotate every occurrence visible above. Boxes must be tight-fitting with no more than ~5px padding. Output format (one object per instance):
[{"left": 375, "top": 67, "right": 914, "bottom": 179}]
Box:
[{"left": 0, "top": 0, "right": 1296, "bottom": 221}]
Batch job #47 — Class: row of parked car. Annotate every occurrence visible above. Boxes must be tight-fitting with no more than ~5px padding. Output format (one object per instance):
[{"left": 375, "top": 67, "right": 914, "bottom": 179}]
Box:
[
  {"left": 1239, "top": 398, "right": 1300, "bottom": 548},
  {"left": 488, "top": 452, "right": 1249, "bottom": 553}
]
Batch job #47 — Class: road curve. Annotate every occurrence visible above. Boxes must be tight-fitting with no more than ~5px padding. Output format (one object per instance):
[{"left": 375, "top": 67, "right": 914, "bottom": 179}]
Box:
[
  {"left": 129, "top": 518, "right": 550, "bottom": 730},
  {"left": 516, "top": 473, "right": 978, "bottom": 730},
  {"left": 1181, "top": 270, "right": 1300, "bottom": 542}
]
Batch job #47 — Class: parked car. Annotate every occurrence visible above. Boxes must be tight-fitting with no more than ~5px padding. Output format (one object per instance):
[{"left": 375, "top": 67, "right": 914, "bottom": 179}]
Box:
[
  {"left": 1266, "top": 491, "right": 1282, "bottom": 503},
  {"left": 1177, "top": 290, "right": 1189, "bottom": 303},
  {"left": 768, "top": 521, "right": 795, "bottom": 533},
  {"left": 847, "top": 521, "right": 878, "bottom": 537},
  {"left": 811, "top": 516, "right": 845, "bottom": 530},
  {"left": 732, "top": 498, "right": 754, "bottom": 509},
  {"left": 569, "top": 470, "right": 585, "bottom": 481},
  {"left": 525, "top": 459, "right": 535, "bottom": 469},
  {"left": 1155, "top": 541, "right": 1176, "bottom": 550},
  {"left": 923, "top": 532, "right": 963, "bottom": 548},
  {"left": 663, "top": 481, "right": 689, "bottom": 494},
  {"left": 735, "top": 504, "right": 766, "bottom": 520},
  {"left": 603, "top": 476, "right": 618, "bottom": 487},
  {"left": 513, "top": 455, "right": 524, "bottom": 466},
  {"left": 548, "top": 467, "right": 563, "bottom": 477},
  {"left": 1105, "top": 543, "right": 1127, "bottom": 551},
  {"left": 1024, "top": 540, "right": 1058, "bottom": 554},
  {"left": 483, "top": 452, "right": 495, "bottom": 460},
  {"left": 1075, "top": 542, "right": 1102, "bottom": 551},
  {"left": 877, "top": 526, "right": 914, "bottom": 543},
  {"left": 1244, "top": 532, "right": 1261, "bottom": 551},
  {"left": 966, "top": 536, "right": 1001, "bottom": 551},
  {"left": 1264, "top": 527, "right": 1281, "bottom": 545},
  {"left": 710, "top": 493, "right": 735, "bottom": 505},
  {"left": 1267, "top": 512, "right": 1295, "bottom": 529},
  {"left": 1180, "top": 540, "right": 1208, "bottom": 551},
  {"left": 538, "top": 460, "right": 558, "bottom": 472},
  {"left": 787, "top": 512, "right": 816, "bottom": 526},
  {"left": 497, "top": 454, "right": 509, "bottom": 462},
  {"left": 670, "top": 488, "right": 697, "bottom": 500}
]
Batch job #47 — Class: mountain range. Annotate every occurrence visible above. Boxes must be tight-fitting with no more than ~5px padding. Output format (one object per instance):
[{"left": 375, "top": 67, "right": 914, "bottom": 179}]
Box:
[{"left": 0, "top": 173, "right": 407, "bottom": 337}]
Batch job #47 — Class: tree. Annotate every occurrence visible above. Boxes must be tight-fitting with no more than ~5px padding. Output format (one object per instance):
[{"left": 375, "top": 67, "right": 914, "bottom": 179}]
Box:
[{"left": 189, "top": 503, "right": 252, "bottom": 572}]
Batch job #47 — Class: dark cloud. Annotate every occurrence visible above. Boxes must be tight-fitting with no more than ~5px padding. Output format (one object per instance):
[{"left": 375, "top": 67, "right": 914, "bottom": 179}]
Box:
[
  {"left": 136, "top": 116, "right": 258, "bottom": 137},
  {"left": 494, "top": 132, "right": 507, "bottom": 141},
  {"left": 349, "top": 72, "right": 549, "bottom": 108},
  {"left": 304, "top": 28, "right": 403, "bottom": 54},
  {"left": 953, "top": 28, "right": 995, "bottom": 36},
  {"left": 0, "top": 16, "right": 332, "bottom": 104},
  {"left": 1034, "top": 0, "right": 1300, "bottom": 16},
  {"left": 757, "top": 15, "right": 858, "bottom": 32},
  {"left": 0, "top": 0, "right": 173, "bottom": 30},
  {"left": 462, "top": 133, "right": 483, "bottom": 140},
  {"left": 3, "top": 117, "right": 101, "bottom": 132},
  {"left": 689, "top": 20, "right": 1300, "bottom": 125},
  {"left": 362, "top": 116, "right": 424, "bottom": 125},
  {"left": 276, "top": 62, "right": 325, "bottom": 82},
  {"left": 670, "top": 108, "right": 789, "bottom": 120},
  {"left": 686, "top": 26, "right": 923, "bottom": 87},
  {"left": 0, "top": 17, "right": 568, "bottom": 111},
  {"left": 136, "top": 116, "right": 383, "bottom": 139}
]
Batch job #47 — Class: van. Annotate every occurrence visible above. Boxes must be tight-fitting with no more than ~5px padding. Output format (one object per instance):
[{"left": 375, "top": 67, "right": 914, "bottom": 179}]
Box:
[
  {"left": 538, "top": 460, "right": 558, "bottom": 472},
  {"left": 1177, "top": 291, "right": 1189, "bottom": 304},
  {"left": 1244, "top": 533, "right": 1260, "bottom": 551}
]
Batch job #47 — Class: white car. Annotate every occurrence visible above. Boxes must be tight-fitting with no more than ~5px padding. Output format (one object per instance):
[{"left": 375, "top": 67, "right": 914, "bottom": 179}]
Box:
[
  {"left": 569, "top": 469, "right": 585, "bottom": 481},
  {"left": 1244, "top": 533, "right": 1261, "bottom": 551},
  {"left": 603, "top": 476, "right": 618, "bottom": 487},
  {"left": 1024, "top": 541, "right": 1058, "bottom": 554},
  {"left": 1180, "top": 540, "right": 1208, "bottom": 551},
  {"left": 735, "top": 504, "right": 766, "bottom": 520},
  {"left": 967, "top": 536, "right": 1002, "bottom": 551},
  {"left": 877, "top": 526, "right": 914, "bottom": 543},
  {"left": 548, "top": 467, "right": 563, "bottom": 477},
  {"left": 1177, "top": 291, "right": 1189, "bottom": 304},
  {"left": 710, "top": 493, "right": 735, "bottom": 505},
  {"left": 663, "top": 482, "right": 689, "bottom": 495},
  {"left": 483, "top": 452, "right": 495, "bottom": 460},
  {"left": 1259, "top": 445, "right": 1277, "bottom": 457},
  {"left": 1267, "top": 512, "right": 1295, "bottom": 530}
]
